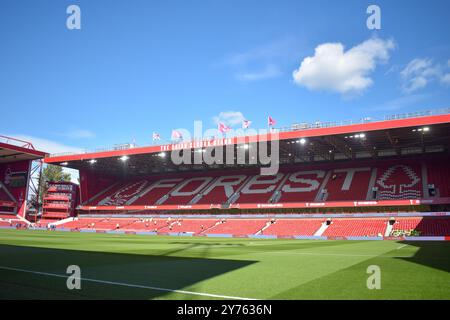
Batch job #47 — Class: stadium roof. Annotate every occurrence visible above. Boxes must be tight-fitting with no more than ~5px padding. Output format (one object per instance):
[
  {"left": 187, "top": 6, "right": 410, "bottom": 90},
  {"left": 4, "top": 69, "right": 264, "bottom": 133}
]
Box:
[
  {"left": 45, "top": 111, "right": 450, "bottom": 176},
  {"left": 0, "top": 136, "right": 47, "bottom": 164}
]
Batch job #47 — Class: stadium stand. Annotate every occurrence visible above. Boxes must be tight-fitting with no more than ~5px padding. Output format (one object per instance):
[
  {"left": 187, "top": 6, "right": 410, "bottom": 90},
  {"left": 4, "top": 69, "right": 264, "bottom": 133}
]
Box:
[
  {"left": 196, "top": 176, "right": 247, "bottom": 205},
  {"left": 0, "top": 183, "right": 16, "bottom": 213},
  {"left": 131, "top": 178, "right": 183, "bottom": 205},
  {"left": 124, "top": 218, "right": 170, "bottom": 231},
  {"left": 0, "top": 221, "right": 12, "bottom": 227},
  {"left": 97, "top": 180, "right": 149, "bottom": 206},
  {"left": 0, "top": 214, "right": 18, "bottom": 219},
  {"left": 261, "top": 219, "right": 324, "bottom": 236},
  {"left": 42, "top": 182, "right": 79, "bottom": 220},
  {"left": 40, "top": 111, "right": 450, "bottom": 239},
  {"left": 426, "top": 162, "right": 450, "bottom": 197},
  {"left": 374, "top": 163, "right": 422, "bottom": 200},
  {"left": 324, "top": 168, "right": 372, "bottom": 201},
  {"left": 158, "top": 219, "right": 219, "bottom": 234},
  {"left": 391, "top": 217, "right": 450, "bottom": 236},
  {"left": 195, "top": 219, "right": 268, "bottom": 235},
  {"left": 53, "top": 216, "right": 450, "bottom": 237},
  {"left": 58, "top": 218, "right": 103, "bottom": 230},
  {"left": 323, "top": 219, "right": 388, "bottom": 237},
  {"left": 82, "top": 159, "right": 450, "bottom": 208}
]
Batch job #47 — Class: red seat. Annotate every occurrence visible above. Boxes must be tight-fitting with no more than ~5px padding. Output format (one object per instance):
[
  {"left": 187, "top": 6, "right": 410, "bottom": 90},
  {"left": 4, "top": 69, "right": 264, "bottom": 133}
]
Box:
[
  {"left": 262, "top": 219, "right": 323, "bottom": 236},
  {"left": 323, "top": 219, "right": 387, "bottom": 237}
]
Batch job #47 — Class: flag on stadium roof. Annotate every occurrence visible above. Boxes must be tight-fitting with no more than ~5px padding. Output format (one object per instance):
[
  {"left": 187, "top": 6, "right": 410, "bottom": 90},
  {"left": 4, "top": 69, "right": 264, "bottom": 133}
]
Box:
[
  {"left": 171, "top": 130, "right": 183, "bottom": 140},
  {"left": 218, "top": 122, "right": 231, "bottom": 134},
  {"left": 242, "top": 120, "right": 252, "bottom": 129},
  {"left": 152, "top": 132, "right": 161, "bottom": 141},
  {"left": 268, "top": 116, "right": 276, "bottom": 127}
]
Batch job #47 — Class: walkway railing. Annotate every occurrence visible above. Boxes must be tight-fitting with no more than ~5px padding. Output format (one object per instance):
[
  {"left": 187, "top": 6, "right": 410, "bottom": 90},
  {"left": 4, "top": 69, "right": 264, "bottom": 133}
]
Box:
[{"left": 0, "top": 135, "right": 35, "bottom": 150}]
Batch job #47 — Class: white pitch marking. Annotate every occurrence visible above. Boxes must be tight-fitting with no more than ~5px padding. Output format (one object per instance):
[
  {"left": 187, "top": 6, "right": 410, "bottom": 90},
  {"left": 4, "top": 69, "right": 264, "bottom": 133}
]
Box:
[
  {"left": 0, "top": 265, "right": 257, "bottom": 300},
  {"left": 397, "top": 244, "right": 408, "bottom": 250}
]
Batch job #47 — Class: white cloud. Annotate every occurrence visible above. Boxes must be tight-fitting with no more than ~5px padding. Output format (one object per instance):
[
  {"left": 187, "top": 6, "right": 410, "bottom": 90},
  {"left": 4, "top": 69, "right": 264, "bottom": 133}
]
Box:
[
  {"left": 5, "top": 134, "right": 84, "bottom": 155},
  {"left": 225, "top": 37, "right": 300, "bottom": 67},
  {"left": 236, "top": 64, "right": 281, "bottom": 82},
  {"left": 400, "top": 58, "right": 441, "bottom": 93},
  {"left": 63, "top": 129, "right": 95, "bottom": 139},
  {"left": 292, "top": 38, "right": 395, "bottom": 95},
  {"left": 212, "top": 111, "right": 245, "bottom": 127},
  {"left": 442, "top": 73, "right": 450, "bottom": 86},
  {"left": 222, "top": 37, "right": 302, "bottom": 82},
  {"left": 369, "top": 93, "right": 430, "bottom": 112},
  {"left": 400, "top": 58, "right": 450, "bottom": 93}
]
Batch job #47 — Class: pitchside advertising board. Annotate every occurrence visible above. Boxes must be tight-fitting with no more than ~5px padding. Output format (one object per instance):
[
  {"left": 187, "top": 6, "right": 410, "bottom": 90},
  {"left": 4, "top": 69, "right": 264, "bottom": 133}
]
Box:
[{"left": 0, "top": 160, "right": 31, "bottom": 209}]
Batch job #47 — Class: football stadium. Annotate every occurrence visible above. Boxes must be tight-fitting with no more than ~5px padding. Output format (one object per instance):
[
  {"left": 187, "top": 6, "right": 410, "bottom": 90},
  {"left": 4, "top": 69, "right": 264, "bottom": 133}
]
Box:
[
  {"left": 1, "top": 110, "right": 450, "bottom": 300},
  {"left": 1, "top": 0, "right": 450, "bottom": 306}
]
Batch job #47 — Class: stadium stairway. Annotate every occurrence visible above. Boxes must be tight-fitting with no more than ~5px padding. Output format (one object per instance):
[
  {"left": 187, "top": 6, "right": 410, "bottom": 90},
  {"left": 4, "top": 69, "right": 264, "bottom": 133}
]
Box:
[
  {"left": 255, "top": 220, "right": 274, "bottom": 235},
  {"left": 384, "top": 222, "right": 394, "bottom": 237},
  {"left": 261, "top": 219, "right": 324, "bottom": 237},
  {"left": 314, "top": 222, "right": 329, "bottom": 236}
]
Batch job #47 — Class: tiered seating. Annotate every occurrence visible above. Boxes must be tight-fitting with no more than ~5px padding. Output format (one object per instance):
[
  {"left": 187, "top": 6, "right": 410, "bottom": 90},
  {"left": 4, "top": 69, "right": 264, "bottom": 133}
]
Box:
[
  {"left": 427, "top": 162, "right": 450, "bottom": 197},
  {"left": 278, "top": 170, "right": 326, "bottom": 202},
  {"left": 0, "top": 214, "right": 17, "bottom": 219},
  {"left": 83, "top": 159, "right": 450, "bottom": 208},
  {"left": 325, "top": 168, "right": 372, "bottom": 201},
  {"left": 392, "top": 217, "right": 422, "bottom": 233},
  {"left": 88, "top": 218, "right": 137, "bottom": 230},
  {"left": 262, "top": 219, "right": 323, "bottom": 236},
  {"left": 197, "top": 176, "right": 247, "bottom": 205},
  {"left": 416, "top": 218, "right": 450, "bottom": 236},
  {"left": 122, "top": 218, "right": 173, "bottom": 232},
  {"left": 58, "top": 218, "right": 104, "bottom": 229},
  {"left": 323, "top": 219, "right": 387, "bottom": 237},
  {"left": 0, "top": 220, "right": 13, "bottom": 227},
  {"left": 97, "top": 180, "right": 149, "bottom": 206},
  {"left": 56, "top": 216, "right": 450, "bottom": 237},
  {"left": 132, "top": 179, "right": 182, "bottom": 205},
  {"left": 393, "top": 217, "right": 450, "bottom": 236},
  {"left": 163, "top": 177, "right": 213, "bottom": 205},
  {"left": 375, "top": 164, "right": 422, "bottom": 200},
  {"left": 236, "top": 174, "right": 284, "bottom": 204},
  {"left": 205, "top": 219, "right": 268, "bottom": 235},
  {"left": 158, "top": 219, "right": 219, "bottom": 234}
]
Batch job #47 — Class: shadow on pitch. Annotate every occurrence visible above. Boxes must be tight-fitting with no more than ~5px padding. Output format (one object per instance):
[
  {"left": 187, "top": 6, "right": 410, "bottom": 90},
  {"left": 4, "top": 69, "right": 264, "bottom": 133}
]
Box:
[
  {"left": 395, "top": 240, "right": 450, "bottom": 273},
  {"left": 0, "top": 244, "right": 256, "bottom": 300}
]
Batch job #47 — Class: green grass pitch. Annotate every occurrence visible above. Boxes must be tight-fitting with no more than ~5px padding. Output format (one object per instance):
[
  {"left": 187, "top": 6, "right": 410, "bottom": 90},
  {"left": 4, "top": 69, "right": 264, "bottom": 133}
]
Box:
[{"left": 0, "top": 229, "right": 449, "bottom": 300}]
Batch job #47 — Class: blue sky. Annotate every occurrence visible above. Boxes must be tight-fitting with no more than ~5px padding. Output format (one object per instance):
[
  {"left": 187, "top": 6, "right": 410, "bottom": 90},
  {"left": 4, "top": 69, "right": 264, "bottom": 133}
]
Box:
[{"left": 1, "top": 0, "right": 449, "bottom": 154}]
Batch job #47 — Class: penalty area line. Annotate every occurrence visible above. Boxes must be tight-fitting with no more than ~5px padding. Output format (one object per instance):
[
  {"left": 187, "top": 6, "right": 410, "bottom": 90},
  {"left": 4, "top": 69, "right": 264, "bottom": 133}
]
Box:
[{"left": 0, "top": 265, "right": 257, "bottom": 300}]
